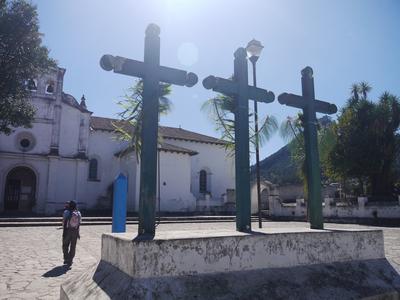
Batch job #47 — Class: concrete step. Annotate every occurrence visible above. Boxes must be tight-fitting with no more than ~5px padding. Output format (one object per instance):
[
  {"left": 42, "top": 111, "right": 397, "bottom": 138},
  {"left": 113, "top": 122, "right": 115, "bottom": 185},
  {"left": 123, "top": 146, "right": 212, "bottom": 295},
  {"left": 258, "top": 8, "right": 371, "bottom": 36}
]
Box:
[
  {"left": 0, "top": 215, "right": 238, "bottom": 222},
  {"left": 0, "top": 216, "right": 266, "bottom": 227}
]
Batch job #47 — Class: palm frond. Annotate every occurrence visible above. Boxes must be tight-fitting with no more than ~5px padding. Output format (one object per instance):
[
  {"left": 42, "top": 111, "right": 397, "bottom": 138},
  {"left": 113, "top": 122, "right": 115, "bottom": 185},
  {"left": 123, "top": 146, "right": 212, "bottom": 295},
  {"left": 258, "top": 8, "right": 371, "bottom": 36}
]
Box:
[
  {"left": 114, "top": 79, "right": 172, "bottom": 159},
  {"left": 359, "top": 81, "right": 371, "bottom": 100},
  {"left": 279, "top": 116, "right": 302, "bottom": 142}
]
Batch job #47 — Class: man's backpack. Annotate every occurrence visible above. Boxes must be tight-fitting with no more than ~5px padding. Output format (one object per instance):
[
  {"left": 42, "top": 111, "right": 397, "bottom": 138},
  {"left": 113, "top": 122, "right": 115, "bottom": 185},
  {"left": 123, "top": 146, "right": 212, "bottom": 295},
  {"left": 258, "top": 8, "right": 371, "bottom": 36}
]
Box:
[{"left": 68, "top": 210, "right": 81, "bottom": 229}]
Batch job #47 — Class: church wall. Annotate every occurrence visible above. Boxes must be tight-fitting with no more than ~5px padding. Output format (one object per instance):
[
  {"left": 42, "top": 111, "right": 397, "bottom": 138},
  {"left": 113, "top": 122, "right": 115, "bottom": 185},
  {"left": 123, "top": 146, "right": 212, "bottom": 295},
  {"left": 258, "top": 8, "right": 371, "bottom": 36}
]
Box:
[
  {"left": 44, "top": 156, "right": 121, "bottom": 214},
  {"left": 84, "top": 130, "right": 129, "bottom": 210},
  {"left": 31, "top": 97, "right": 55, "bottom": 121},
  {"left": 0, "top": 78, "right": 60, "bottom": 157},
  {"left": 158, "top": 151, "right": 196, "bottom": 212},
  {"left": 37, "top": 154, "right": 136, "bottom": 215},
  {"left": 119, "top": 153, "right": 138, "bottom": 212},
  {"left": 43, "top": 157, "right": 92, "bottom": 214},
  {"left": 0, "top": 123, "right": 53, "bottom": 155},
  {"left": 0, "top": 154, "right": 49, "bottom": 213},
  {"left": 119, "top": 150, "right": 195, "bottom": 213},
  {"left": 78, "top": 113, "right": 91, "bottom": 153},
  {"left": 165, "top": 140, "right": 235, "bottom": 204},
  {"left": 29, "top": 123, "right": 53, "bottom": 154},
  {"left": 58, "top": 104, "right": 82, "bottom": 156},
  {"left": 53, "top": 159, "right": 76, "bottom": 207}
]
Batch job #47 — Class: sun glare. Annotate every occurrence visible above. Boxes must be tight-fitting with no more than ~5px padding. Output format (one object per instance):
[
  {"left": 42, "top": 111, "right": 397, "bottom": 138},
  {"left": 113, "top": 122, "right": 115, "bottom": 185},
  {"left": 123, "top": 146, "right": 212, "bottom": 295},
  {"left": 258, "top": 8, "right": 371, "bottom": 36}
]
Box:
[
  {"left": 163, "top": 0, "right": 206, "bottom": 18},
  {"left": 177, "top": 42, "right": 199, "bottom": 66}
]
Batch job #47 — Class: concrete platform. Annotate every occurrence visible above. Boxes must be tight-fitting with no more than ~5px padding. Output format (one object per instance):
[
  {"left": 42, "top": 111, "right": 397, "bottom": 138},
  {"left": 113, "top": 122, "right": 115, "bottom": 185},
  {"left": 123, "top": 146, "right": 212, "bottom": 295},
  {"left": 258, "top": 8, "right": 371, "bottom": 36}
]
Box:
[{"left": 61, "top": 228, "right": 400, "bottom": 299}]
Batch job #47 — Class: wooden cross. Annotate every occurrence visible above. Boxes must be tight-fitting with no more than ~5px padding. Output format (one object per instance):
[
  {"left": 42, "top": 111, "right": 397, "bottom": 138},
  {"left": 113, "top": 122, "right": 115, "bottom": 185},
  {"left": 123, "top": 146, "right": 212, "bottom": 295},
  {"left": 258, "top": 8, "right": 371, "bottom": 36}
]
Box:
[
  {"left": 278, "top": 66, "right": 337, "bottom": 229},
  {"left": 203, "top": 48, "right": 275, "bottom": 232},
  {"left": 100, "top": 24, "right": 198, "bottom": 238}
]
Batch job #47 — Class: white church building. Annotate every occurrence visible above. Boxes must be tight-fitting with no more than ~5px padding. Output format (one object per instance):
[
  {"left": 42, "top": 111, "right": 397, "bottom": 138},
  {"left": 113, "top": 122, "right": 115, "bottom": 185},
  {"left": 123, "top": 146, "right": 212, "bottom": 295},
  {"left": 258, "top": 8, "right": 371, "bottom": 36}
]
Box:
[{"left": 0, "top": 67, "right": 236, "bottom": 215}]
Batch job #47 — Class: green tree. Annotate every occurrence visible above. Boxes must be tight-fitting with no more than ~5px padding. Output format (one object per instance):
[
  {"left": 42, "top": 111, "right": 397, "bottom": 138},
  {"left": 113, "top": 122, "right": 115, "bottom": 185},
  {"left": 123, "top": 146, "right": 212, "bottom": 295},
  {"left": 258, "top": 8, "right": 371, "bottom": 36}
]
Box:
[
  {"left": 114, "top": 79, "right": 172, "bottom": 158},
  {"left": 328, "top": 83, "right": 400, "bottom": 197},
  {"left": 370, "top": 92, "right": 400, "bottom": 195},
  {"left": 201, "top": 93, "right": 278, "bottom": 156},
  {"left": 0, "top": 0, "right": 56, "bottom": 134}
]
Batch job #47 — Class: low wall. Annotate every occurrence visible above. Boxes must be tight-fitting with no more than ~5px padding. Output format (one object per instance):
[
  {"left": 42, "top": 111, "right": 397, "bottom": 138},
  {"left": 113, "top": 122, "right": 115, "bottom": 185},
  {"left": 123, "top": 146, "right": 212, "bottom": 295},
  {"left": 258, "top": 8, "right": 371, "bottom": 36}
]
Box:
[
  {"left": 61, "top": 228, "right": 400, "bottom": 300},
  {"left": 270, "top": 196, "right": 400, "bottom": 220},
  {"left": 101, "top": 229, "right": 384, "bottom": 279}
]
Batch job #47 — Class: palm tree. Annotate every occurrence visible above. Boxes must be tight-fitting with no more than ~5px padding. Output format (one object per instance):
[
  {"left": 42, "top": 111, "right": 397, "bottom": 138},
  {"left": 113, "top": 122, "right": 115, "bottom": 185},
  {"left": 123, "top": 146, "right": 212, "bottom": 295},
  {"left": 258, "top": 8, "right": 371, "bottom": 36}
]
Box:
[
  {"left": 359, "top": 81, "right": 371, "bottom": 100},
  {"left": 350, "top": 83, "right": 360, "bottom": 102},
  {"left": 347, "top": 82, "right": 372, "bottom": 108},
  {"left": 114, "top": 79, "right": 172, "bottom": 158},
  {"left": 279, "top": 113, "right": 336, "bottom": 199},
  {"left": 201, "top": 93, "right": 278, "bottom": 156}
]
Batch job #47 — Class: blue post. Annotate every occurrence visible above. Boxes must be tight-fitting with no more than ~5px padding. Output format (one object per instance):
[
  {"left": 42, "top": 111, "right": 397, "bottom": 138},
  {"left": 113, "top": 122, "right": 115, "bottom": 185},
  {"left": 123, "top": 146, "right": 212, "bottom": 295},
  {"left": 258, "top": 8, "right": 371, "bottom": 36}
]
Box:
[{"left": 112, "top": 173, "right": 128, "bottom": 233}]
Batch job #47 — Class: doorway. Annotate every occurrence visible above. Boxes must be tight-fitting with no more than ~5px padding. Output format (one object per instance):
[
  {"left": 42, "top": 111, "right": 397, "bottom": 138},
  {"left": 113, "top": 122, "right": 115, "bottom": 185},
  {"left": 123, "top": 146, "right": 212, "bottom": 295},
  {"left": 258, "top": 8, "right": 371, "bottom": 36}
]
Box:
[
  {"left": 261, "top": 188, "right": 269, "bottom": 210},
  {"left": 4, "top": 167, "right": 36, "bottom": 212}
]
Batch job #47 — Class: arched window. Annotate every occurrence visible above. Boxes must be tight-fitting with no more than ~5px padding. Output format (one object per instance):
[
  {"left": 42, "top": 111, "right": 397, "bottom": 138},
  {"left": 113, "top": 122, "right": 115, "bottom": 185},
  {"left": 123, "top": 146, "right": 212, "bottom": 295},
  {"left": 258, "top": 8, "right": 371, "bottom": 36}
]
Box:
[
  {"left": 45, "top": 81, "right": 55, "bottom": 94},
  {"left": 199, "top": 170, "right": 207, "bottom": 193},
  {"left": 88, "top": 159, "right": 98, "bottom": 180},
  {"left": 27, "top": 79, "right": 37, "bottom": 91}
]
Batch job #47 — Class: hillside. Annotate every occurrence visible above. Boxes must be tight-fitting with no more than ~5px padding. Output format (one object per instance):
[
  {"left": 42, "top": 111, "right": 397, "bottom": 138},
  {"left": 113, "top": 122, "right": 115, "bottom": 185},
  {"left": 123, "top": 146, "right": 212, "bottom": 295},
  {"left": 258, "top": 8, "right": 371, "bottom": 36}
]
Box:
[{"left": 251, "top": 145, "right": 301, "bottom": 185}]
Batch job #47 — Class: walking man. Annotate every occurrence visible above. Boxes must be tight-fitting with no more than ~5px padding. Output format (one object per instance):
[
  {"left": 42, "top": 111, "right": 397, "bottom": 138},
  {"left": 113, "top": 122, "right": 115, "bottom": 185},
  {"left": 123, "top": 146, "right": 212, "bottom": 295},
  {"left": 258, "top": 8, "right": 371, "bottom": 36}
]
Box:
[{"left": 62, "top": 200, "right": 81, "bottom": 266}]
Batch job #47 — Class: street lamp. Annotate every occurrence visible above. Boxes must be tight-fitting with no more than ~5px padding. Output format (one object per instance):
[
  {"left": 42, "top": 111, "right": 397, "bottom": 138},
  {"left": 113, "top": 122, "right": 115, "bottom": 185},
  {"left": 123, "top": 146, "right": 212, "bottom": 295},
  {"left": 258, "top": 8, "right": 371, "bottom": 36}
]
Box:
[{"left": 246, "top": 39, "right": 264, "bottom": 228}]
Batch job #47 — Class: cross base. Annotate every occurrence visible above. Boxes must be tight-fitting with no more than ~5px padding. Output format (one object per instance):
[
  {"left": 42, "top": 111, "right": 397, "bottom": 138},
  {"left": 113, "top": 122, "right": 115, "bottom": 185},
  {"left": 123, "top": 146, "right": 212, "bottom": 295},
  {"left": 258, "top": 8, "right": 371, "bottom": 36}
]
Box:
[{"left": 60, "top": 227, "right": 399, "bottom": 299}]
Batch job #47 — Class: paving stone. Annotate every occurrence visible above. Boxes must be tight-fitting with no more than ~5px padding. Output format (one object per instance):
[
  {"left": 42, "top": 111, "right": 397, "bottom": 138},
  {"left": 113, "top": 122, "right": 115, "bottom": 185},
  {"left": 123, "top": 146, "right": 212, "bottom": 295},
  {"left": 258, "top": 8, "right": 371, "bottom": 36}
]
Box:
[{"left": 0, "top": 222, "right": 399, "bottom": 299}]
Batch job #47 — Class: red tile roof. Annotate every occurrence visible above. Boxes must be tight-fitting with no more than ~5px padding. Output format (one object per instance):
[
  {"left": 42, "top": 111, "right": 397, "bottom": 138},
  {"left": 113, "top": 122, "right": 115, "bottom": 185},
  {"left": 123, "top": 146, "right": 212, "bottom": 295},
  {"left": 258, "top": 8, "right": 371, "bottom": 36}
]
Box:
[
  {"left": 114, "top": 142, "right": 198, "bottom": 157},
  {"left": 90, "top": 116, "right": 227, "bottom": 145}
]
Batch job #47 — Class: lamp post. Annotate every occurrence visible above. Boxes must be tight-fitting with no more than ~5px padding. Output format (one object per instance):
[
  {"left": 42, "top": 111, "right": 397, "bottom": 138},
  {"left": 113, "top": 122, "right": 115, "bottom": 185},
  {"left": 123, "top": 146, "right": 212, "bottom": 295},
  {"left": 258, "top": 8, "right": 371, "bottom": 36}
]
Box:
[{"left": 246, "top": 39, "right": 264, "bottom": 228}]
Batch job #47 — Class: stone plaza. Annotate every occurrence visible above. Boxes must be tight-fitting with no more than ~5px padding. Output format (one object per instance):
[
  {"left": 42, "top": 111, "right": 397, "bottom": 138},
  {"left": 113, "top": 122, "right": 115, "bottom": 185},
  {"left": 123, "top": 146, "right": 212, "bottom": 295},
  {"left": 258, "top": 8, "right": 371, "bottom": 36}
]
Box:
[
  {"left": 0, "top": 221, "right": 399, "bottom": 299},
  {"left": 1, "top": 5, "right": 400, "bottom": 298}
]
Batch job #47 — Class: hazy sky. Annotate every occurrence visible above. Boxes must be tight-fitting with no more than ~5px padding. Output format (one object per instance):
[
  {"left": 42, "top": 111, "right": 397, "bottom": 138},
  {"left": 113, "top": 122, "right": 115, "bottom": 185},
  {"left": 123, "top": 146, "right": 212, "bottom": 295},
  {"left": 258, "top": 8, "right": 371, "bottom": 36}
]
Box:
[{"left": 34, "top": 0, "right": 400, "bottom": 160}]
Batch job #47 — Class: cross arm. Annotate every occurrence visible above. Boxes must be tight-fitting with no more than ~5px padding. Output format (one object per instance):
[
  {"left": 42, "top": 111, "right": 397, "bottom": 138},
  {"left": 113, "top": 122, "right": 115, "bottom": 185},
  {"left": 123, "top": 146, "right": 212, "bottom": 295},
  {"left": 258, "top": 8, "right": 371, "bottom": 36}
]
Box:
[
  {"left": 203, "top": 76, "right": 274, "bottom": 103},
  {"left": 203, "top": 76, "right": 237, "bottom": 96},
  {"left": 158, "top": 66, "right": 198, "bottom": 87},
  {"left": 100, "top": 55, "right": 198, "bottom": 87},
  {"left": 100, "top": 55, "right": 145, "bottom": 78},
  {"left": 278, "top": 93, "right": 337, "bottom": 115}
]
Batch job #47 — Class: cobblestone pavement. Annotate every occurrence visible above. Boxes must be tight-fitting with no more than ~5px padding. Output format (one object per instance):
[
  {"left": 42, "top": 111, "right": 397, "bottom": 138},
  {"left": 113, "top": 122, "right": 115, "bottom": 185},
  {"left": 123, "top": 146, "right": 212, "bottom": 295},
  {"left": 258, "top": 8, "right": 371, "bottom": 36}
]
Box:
[{"left": 0, "top": 221, "right": 399, "bottom": 299}]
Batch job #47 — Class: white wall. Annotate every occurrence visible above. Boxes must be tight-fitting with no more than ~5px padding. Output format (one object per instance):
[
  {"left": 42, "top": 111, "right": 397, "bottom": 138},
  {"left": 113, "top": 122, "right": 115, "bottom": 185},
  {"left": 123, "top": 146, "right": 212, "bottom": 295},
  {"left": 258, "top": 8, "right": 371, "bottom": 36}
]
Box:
[
  {"left": 83, "top": 130, "right": 129, "bottom": 210},
  {"left": 0, "top": 123, "right": 52, "bottom": 155},
  {"left": 158, "top": 151, "right": 196, "bottom": 212},
  {"left": 250, "top": 181, "right": 279, "bottom": 214},
  {"left": 121, "top": 150, "right": 196, "bottom": 212},
  {"left": 58, "top": 104, "right": 82, "bottom": 156},
  {"left": 118, "top": 150, "right": 195, "bottom": 213},
  {"left": 165, "top": 139, "right": 235, "bottom": 205},
  {"left": 118, "top": 152, "right": 138, "bottom": 212},
  {"left": 270, "top": 197, "right": 400, "bottom": 219},
  {"left": 49, "top": 159, "right": 76, "bottom": 211}
]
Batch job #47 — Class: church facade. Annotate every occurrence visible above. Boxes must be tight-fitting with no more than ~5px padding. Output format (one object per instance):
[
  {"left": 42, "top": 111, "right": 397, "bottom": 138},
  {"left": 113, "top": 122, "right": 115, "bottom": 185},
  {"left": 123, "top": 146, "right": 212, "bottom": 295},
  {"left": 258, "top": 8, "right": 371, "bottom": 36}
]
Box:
[{"left": 0, "top": 68, "right": 235, "bottom": 215}]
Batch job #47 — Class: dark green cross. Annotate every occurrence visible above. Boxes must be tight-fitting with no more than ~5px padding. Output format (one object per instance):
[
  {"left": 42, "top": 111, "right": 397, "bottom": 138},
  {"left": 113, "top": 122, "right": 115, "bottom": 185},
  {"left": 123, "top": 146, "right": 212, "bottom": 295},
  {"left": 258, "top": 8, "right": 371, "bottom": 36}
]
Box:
[
  {"left": 100, "top": 24, "right": 198, "bottom": 238},
  {"left": 278, "top": 66, "right": 337, "bottom": 229},
  {"left": 203, "top": 48, "right": 275, "bottom": 232}
]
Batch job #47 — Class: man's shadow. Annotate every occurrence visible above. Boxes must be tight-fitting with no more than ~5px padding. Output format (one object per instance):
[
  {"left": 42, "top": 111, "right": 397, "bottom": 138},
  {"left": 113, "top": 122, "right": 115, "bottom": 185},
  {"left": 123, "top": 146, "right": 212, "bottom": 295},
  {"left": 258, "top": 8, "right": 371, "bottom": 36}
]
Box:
[{"left": 42, "top": 265, "right": 71, "bottom": 278}]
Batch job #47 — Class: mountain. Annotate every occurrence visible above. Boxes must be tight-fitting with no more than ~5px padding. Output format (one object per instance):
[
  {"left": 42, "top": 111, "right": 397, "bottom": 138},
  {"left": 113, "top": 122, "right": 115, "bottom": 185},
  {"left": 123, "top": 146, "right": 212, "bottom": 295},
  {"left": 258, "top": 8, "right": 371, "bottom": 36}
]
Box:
[
  {"left": 251, "top": 145, "right": 301, "bottom": 185},
  {"left": 251, "top": 116, "right": 334, "bottom": 185}
]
